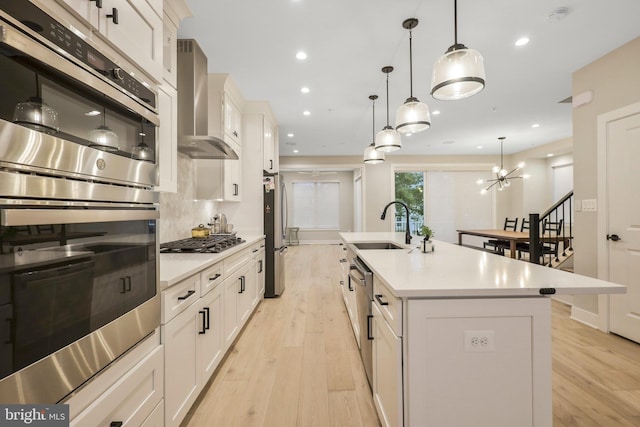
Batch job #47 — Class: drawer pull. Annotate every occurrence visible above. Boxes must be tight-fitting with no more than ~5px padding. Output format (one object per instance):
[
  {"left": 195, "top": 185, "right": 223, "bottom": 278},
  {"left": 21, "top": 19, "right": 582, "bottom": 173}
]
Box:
[
  {"left": 106, "top": 7, "right": 118, "bottom": 24},
  {"left": 367, "top": 315, "right": 374, "bottom": 340},
  {"left": 177, "top": 290, "right": 195, "bottom": 301},
  {"left": 110, "top": 422, "right": 123, "bottom": 427},
  {"left": 199, "top": 310, "right": 207, "bottom": 334},
  {"left": 90, "top": 0, "right": 102, "bottom": 8},
  {"left": 252, "top": 248, "right": 259, "bottom": 253},
  {"left": 209, "top": 273, "right": 221, "bottom": 281},
  {"left": 375, "top": 294, "right": 389, "bottom": 306}
]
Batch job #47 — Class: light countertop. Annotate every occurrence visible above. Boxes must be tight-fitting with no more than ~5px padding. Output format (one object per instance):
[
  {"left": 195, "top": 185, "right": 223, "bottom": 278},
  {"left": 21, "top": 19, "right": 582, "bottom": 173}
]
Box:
[
  {"left": 340, "top": 232, "right": 626, "bottom": 298},
  {"left": 159, "top": 233, "right": 265, "bottom": 289}
]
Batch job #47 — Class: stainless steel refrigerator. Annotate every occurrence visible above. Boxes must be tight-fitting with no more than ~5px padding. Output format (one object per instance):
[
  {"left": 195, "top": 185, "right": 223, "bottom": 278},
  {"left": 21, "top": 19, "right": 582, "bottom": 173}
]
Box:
[{"left": 263, "top": 173, "right": 287, "bottom": 297}]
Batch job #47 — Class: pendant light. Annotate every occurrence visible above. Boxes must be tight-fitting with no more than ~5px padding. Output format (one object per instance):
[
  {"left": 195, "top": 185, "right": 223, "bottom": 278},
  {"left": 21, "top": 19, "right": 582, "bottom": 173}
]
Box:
[
  {"left": 395, "top": 18, "right": 430, "bottom": 134},
  {"left": 13, "top": 73, "right": 59, "bottom": 135},
  {"left": 375, "top": 66, "right": 401, "bottom": 152},
  {"left": 364, "top": 95, "right": 385, "bottom": 164},
  {"left": 479, "top": 137, "right": 526, "bottom": 193},
  {"left": 132, "top": 120, "right": 153, "bottom": 161},
  {"left": 88, "top": 106, "right": 119, "bottom": 151},
  {"left": 431, "top": 0, "right": 486, "bottom": 100}
]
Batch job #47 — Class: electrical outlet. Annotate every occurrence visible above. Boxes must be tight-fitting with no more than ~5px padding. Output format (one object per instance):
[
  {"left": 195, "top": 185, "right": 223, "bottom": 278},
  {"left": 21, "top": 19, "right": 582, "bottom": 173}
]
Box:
[{"left": 464, "top": 330, "right": 495, "bottom": 352}]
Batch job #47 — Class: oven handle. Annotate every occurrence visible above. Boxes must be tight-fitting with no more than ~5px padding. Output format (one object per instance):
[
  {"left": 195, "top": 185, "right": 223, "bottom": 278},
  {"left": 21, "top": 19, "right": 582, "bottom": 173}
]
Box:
[{"left": 1, "top": 209, "right": 159, "bottom": 226}]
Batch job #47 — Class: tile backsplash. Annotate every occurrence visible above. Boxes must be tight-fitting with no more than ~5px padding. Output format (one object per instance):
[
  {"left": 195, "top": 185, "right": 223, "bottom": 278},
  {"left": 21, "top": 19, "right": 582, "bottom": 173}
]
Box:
[{"left": 159, "top": 153, "right": 217, "bottom": 243}]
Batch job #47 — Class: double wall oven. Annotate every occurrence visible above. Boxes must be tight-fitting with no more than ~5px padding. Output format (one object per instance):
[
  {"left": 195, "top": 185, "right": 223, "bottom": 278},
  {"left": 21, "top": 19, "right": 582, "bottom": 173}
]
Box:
[{"left": 0, "top": 1, "right": 160, "bottom": 403}]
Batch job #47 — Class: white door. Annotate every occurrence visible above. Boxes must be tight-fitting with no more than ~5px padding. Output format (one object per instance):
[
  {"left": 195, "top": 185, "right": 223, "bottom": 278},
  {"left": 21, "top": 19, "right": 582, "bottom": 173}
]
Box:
[
  {"left": 607, "top": 111, "right": 640, "bottom": 343},
  {"left": 354, "top": 174, "right": 362, "bottom": 232}
]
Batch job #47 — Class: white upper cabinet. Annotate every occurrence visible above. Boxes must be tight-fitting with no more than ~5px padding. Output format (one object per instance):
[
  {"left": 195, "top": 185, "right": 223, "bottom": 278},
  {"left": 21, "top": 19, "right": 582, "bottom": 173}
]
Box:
[
  {"left": 208, "top": 74, "right": 244, "bottom": 152},
  {"left": 52, "top": 0, "right": 163, "bottom": 82},
  {"left": 263, "top": 115, "right": 277, "bottom": 173}
]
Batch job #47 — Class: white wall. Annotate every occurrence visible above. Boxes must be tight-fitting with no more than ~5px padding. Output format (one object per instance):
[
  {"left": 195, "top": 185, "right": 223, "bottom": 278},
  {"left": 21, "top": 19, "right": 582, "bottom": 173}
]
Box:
[{"left": 280, "top": 171, "right": 354, "bottom": 243}]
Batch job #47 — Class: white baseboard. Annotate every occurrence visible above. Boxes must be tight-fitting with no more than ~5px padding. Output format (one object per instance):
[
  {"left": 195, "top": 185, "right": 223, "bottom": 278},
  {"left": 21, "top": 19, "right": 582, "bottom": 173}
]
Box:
[
  {"left": 552, "top": 294, "right": 574, "bottom": 306},
  {"left": 570, "top": 306, "right": 601, "bottom": 330}
]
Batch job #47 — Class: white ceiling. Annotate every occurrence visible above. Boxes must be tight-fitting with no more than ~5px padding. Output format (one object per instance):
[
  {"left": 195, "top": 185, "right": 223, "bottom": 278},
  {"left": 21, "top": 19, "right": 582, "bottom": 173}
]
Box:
[{"left": 177, "top": 0, "right": 640, "bottom": 157}]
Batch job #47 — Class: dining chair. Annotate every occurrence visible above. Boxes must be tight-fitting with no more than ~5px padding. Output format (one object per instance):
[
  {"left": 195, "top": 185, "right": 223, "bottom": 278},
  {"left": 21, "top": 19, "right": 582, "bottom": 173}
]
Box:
[
  {"left": 518, "top": 218, "right": 563, "bottom": 262},
  {"left": 483, "top": 217, "right": 518, "bottom": 254}
]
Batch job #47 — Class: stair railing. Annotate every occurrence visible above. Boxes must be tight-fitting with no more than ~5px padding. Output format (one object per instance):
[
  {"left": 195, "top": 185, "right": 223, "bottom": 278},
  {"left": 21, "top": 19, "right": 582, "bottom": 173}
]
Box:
[{"left": 528, "top": 191, "right": 574, "bottom": 266}]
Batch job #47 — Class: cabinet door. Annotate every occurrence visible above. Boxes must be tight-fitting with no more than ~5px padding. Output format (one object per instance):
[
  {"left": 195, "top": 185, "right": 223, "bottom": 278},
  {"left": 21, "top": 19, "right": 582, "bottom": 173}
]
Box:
[
  {"left": 199, "top": 285, "right": 224, "bottom": 383},
  {"left": 156, "top": 83, "right": 178, "bottom": 192},
  {"left": 97, "top": 0, "right": 163, "bottom": 81},
  {"left": 223, "top": 145, "right": 242, "bottom": 201},
  {"left": 223, "top": 275, "right": 240, "bottom": 348},
  {"left": 236, "top": 263, "right": 254, "bottom": 325},
  {"left": 372, "top": 302, "right": 403, "bottom": 427},
  {"left": 223, "top": 94, "right": 242, "bottom": 146},
  {"left": 54, "top": 0, "right": 100, "bottom": 29},
  {"left": 263, "top": 116, "right": 275, "bottom": 172},
  {"left": 256, "top": 249, "right": 265, "bottom": 298},
  {"left": 163, "top": 302, "right": 200, "bottom": 427}
]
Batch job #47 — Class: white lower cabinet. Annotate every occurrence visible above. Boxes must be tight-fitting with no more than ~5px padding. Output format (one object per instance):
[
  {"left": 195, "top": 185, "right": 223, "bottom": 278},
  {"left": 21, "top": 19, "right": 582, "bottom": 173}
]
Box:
[
  {"left": 255, "top": 246, "right": 265, "bottom": 298},
  {"left": 372, "top": 301, "right": 403, "bottom": 427},
  {"left": 223, "top": 260, "right": 254, "bottom": 347},
  {"left": 163, "top": 273, "right": 225, "bottom": 427},
  {"left": 140, "top": 400, "right": 164, "bottom": 427},
  {"left": 71, "top": 345, "right": 164, "bottom": 427}
]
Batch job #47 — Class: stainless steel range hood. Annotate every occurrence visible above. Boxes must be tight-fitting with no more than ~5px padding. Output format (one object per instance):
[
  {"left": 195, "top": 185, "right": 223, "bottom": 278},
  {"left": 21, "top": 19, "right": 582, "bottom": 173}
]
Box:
[{"left": 177, "top": 39, "right": 238, "bottom": 159}]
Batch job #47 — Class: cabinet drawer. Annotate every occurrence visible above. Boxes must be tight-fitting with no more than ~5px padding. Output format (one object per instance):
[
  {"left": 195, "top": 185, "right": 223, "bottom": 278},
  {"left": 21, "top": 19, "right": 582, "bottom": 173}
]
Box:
[
  {"left": 162, "top": 274, "right": 200, "bottom": 323},
  {"left": 200, "top": 262, "right": 224, "bottom": 296},
  {"left": 71, "top": 345, "right": 164, "bottom": 427},
  {"left": 224, "top": 248, "right": 251, "bottom": 275},
  {"left": 374, "top": 276, "right": 403, "bottom": 336}
]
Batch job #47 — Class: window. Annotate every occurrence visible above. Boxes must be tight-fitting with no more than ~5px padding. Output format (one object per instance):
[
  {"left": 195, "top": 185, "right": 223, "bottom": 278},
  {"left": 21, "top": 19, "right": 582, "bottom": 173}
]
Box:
[
  {"left": 394, "top": 169, "right": 493, "bottom": 243},
  {"left": 291, "top": 181, "right": 340, "bottom": 229}
]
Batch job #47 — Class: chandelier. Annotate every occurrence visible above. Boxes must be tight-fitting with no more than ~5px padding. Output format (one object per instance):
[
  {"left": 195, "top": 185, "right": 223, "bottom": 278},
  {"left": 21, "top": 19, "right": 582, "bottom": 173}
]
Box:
[{"left": 479, "top": 137, "right": 525, "bottom": 193}]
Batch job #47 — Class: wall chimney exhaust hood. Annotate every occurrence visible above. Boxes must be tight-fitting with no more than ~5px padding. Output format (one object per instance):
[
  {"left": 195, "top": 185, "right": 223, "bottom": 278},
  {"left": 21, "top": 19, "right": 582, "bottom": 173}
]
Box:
[{"left": 177, "top": 39, "right": 238, "bottom": 159}]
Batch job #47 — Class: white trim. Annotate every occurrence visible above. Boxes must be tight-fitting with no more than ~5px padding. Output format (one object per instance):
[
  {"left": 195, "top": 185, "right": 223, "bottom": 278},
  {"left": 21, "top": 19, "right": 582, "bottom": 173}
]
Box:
[
  {"left": 570, "top": 305, "right": 601, "bottom": 330},
  {"left": 596, "top": 100, "right": 640, "bottom": 331}
]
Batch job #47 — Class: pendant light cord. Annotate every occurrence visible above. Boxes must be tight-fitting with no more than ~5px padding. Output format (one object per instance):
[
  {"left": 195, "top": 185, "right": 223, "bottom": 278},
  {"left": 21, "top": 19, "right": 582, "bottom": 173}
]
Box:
[
  {"left": 372, "top": 98, "right": 375, "bottom": 142},
  {"left": 409, "top": 29, "right": 414, "bottom": 97},
  {"left": 385, "top": 73, "right": 390, "bottom": 126},
  {"left": 454, "top": 0, "right": 458, "bottom": 45}
]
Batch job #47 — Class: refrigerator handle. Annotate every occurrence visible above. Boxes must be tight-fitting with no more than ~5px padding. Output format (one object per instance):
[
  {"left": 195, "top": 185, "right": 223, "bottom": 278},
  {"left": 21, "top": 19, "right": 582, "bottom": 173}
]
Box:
[{"left": 277, "top": 246, "right": 288, "bottom": 255}]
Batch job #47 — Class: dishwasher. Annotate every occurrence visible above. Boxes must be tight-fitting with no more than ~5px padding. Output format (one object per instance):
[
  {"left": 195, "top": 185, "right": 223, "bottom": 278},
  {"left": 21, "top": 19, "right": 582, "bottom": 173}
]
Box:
[{"left": 350, "top": 256, "right": 374, "bottom": 389}]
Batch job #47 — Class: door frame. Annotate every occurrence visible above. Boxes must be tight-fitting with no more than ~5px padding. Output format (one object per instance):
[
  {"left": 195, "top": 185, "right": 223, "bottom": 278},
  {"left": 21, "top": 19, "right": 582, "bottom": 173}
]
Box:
[{"left": 596, "top": 100, "right": 640, "bottom": 331}]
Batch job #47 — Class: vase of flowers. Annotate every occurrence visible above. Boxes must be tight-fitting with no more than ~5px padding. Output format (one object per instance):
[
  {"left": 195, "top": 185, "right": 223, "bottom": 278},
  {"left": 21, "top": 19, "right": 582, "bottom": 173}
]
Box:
[{"left": 420, "top": 225, "right": 434, "bottom": 253}]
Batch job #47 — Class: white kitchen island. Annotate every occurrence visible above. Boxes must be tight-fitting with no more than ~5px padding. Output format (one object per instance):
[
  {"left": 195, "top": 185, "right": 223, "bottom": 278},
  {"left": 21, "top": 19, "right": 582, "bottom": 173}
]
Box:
[{"left": 339, "top": 232, "right": 625, "bottom": 427}]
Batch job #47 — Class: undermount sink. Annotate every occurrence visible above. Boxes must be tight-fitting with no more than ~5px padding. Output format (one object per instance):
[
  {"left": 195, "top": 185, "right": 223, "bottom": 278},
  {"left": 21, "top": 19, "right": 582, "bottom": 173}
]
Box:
[{"left": 353, "top": 242, "right": 405, "bottom": 250}]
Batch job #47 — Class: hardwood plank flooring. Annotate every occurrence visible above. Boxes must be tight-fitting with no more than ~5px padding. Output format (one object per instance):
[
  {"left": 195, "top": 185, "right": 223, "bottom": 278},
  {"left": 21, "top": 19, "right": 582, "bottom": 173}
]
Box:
[{"left": 182, "top": 244, "right": 640, "bottom": 427}]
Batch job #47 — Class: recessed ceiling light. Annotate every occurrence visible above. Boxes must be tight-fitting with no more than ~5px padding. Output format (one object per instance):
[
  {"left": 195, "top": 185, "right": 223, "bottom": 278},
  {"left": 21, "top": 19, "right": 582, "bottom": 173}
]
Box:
[
  {"left": 531, "top": 123, "right": 540, "bottom": 128},
  {"left": 442, "top": 140, "right": 455, "bottom": 145},
  {"left": 547, "top": 153, "right": 554, "bottom": 157},
  {"left": 287, "top": 133, "right": 294, "bottom": 138},
  {"left": 293, "top": 149, "right": 299, "bottom": 153},
  {"left": 515, "top": 37, "right": 530, "bottom": 47},
  {"left": 432, "top": 110, "right": 441, "bottom": 115},
  {"left": 296, "top": 51, "right": 307, "bottom": 60},
  {"left": 85, "top": 110, "right": 101, "bottom": 116},
  {"left": 300, "top": 87, "right": 310, "bottom": 94},
  {"left": 303, "top": 110, "right": 310, "bottom": 116},
  {"left": 406, "top": 133, "right": 412, "bottom": 137},
  {"left": 477, "top": 145, "right": 483, "bottom": 149}
]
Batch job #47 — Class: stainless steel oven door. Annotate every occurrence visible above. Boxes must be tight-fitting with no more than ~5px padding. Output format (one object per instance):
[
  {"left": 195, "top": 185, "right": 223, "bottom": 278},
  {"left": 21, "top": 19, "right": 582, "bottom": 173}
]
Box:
[{"left": 0, "top": 202, "right": 159, "bottom": 404}]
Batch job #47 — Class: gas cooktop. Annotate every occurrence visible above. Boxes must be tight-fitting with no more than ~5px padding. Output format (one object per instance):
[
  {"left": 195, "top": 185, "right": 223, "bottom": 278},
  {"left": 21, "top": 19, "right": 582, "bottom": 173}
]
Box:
[{"left": 160, "top": 234, "right": 245, "bottom": 253}]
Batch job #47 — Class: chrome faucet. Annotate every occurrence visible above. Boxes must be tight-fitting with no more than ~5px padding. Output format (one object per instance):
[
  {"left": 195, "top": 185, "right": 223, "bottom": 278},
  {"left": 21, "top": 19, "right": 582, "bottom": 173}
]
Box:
[{"left": 380, "top": 200, "right": 412, "bottom": 244}]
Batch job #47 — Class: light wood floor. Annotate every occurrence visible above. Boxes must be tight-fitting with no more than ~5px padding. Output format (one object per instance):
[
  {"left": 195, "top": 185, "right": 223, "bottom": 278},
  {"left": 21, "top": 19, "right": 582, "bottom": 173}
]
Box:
[{"left": 182, "top": 244, "right": 640, "bottom": 427}]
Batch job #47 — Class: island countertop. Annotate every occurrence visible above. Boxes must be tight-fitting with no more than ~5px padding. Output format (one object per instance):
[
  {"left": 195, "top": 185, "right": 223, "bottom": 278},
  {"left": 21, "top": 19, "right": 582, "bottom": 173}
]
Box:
[{"left": 340, "top": 232, "right": 626, "bottom": 298}]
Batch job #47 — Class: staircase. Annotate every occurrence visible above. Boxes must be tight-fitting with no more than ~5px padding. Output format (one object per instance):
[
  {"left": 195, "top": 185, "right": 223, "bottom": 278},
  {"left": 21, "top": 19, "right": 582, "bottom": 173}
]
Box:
[{"left": 528, "top": 191, "right": 574, "bottom": 269}]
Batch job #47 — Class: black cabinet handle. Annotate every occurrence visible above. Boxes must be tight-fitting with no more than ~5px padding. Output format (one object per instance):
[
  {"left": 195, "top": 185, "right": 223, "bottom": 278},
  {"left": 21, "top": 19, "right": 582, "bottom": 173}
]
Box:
[
  {"left": 198, "top": 310, "right": 207, "bottom": 334},
  {"left": 233, "top": 183, "right": 239, "bottom": 196},
  {"left": 375, "top": 294, "right": 389, "bottom": 306},
  {"left": 252, "top": 248, "right": 259, "bottom": 253},
  {"left": 607, "top": 234, "right": 621, "bottom": 241},
  {"left": 90, "top": 0, "right": 102, "bottom": 8},
  {"left": 125, "top": 276, "right": 132, "bottom": 292},
  {"left": 347, "top": 276, "right": 353, "bottom": 291},
  {"left": 110, "top": 422, "right": 123, "bottom": 427},
  {"left": 269, "top": 160, "right": 273, "bottom": 170},
  {"left": 367, "top": 315, "right": 374, "bottom": 340},
  {"left": 258, "top": 260, "right": 263, "bottom": 273},
  {"left": 238, "top": 276, "right": 245, "bottom": 293},
  {"left": 120, "top": 277, "right": 127, "bottom": 294},
  {"left": 209, "top": 273, "right": 221, "bottom": 281},
  {"left": 177, "top": 290, "right": 196, "bottom": 300},
  {"left": 203, "top": 306, "right": 210, "bottom": 330},
  {"left": 106, "top": 8, "right": 118, "bottom": 24}
]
